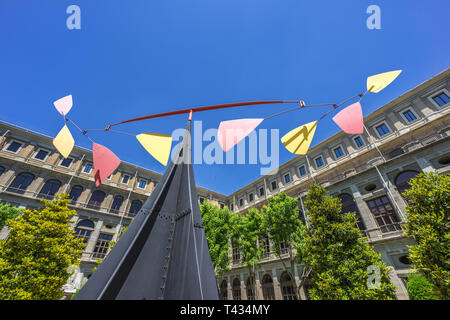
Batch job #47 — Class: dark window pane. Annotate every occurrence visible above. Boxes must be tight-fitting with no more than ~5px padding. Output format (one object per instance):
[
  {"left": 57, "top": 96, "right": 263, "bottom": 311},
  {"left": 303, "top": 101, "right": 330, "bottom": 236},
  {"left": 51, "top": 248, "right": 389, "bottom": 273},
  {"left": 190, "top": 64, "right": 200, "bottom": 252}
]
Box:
[
  {"left": 395, "top": 171, "right": 419, "bottom": 196},
  {"left": 376, "top": 124, "right": 390, "bottom": 136},
  {"left": 35, "top": 149, "right": 49, "bottom": 160},
  {"left": 284, "top": 174, "right": 291, "bottom": 183},
  {"left": 354, "top": 136, "right": 364, "bottom": 148},
  {"left": 6, "top": 141, "right": 22, "bottom": 153},
  {"left": 259, "top": 187, "right": 265, "bottom": 197},
  {"left": 366, "top": 196, "right": 402, "bottom": 233},
  {"left": 8, "top": 173, "right": 34, "bottom": 194},
  {"left": 0, "top": 166, "right": 4, "bottom": 176},
  {"left": 92, "top": 233, "right": 113, "bottom": 259},
  {"left": 128, "top": 200, "right": 142, "bottom": 216},
  {"left": 88, "top": 190, "right": 106, "bottom": 209},
  {"left": 60, "top": 158, "right": 73, "bottom": 167},
  {"left": 232, "top": 278, "right": 241, "bottom": 300},
  {"left": 110, "top": 195, "right": 124, "bottom": 214},
  {"left": 299, "top": 166, "right": 307, "bottom": 176},
  {"left": 39, "top": 180, "right": 61, "bottom": 199},
  {"left": 432, "top": 92, "right": 450, "bottom": 107},
  {"left": 83, "top": 163, "right": 93, "bottom": 173},
  {"left": 271, "top": 181, "right": 277, "bottom": 190},
  {"left": 402, "top": 110, "right": 417, "bottom": 122},
  {"left": 334, "top": 146, "right": 344, "bottom": 158},
  {"left": 220, "top": 281, "right": 228, "bottom": 300},
  {"left": 69, "top": 185, "right": 83, "bottom": 202},
  {"left": 315, "top": 157, "right": 324, "bottom": 168}
]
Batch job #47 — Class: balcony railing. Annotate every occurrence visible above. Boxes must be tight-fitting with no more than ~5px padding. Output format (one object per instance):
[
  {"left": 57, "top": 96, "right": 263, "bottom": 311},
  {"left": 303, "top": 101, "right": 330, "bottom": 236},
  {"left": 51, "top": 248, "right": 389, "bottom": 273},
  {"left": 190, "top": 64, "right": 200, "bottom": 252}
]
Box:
[{"left": 0, "top": 184, "right": 135, "bottom": 219}]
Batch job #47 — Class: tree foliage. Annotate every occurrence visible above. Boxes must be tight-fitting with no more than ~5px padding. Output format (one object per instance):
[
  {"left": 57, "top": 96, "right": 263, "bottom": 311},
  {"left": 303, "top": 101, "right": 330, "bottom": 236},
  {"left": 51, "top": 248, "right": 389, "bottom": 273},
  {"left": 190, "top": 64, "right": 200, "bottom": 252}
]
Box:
[
  {"left": 200, "top": 201, "right": 237, "bottom": 275},
  {"left": 0, "top": 194, "right": 84, "bottom": 300},
  {"left": 235, "top": 207, "right": 264, "bottom": 298},
  {"left": 403, "top": 172, "right": 449, "bottom": 299},
  {"left": 0, "top": 202, "right": 22, "bottom": 230},
  {"left": 261, "top": 192, "right": 304, "bottom": 294},
  {"left": 406, "top": 273, "right": 438, "bottom": 300},
  {"left": 302, "top": 183, "right": 396, "bottom": 300}
]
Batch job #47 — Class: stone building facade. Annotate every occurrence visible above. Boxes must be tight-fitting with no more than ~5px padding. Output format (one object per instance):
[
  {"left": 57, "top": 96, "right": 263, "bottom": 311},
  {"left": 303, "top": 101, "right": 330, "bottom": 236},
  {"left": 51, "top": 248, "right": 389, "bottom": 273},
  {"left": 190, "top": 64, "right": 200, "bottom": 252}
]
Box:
[
  {"left": 0, "top": 68, "right": 449, "bottom": 299},
  {"left": 218, "top": 68, "right": 450, "bottom": 301},
  {"left": 0, "top": 121, "right": 226, "bottom": 297}
]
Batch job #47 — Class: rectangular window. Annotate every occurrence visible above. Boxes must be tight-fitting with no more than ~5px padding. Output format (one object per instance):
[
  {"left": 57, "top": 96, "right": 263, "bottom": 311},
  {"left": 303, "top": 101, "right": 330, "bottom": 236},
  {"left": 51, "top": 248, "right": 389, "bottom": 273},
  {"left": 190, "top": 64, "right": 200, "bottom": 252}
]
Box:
[
  {"left": 60, "top": 157, "right": 73, "bottom": 168},
  {"left": 239, "top": 198, "right": 244, "bottom": 207},
  {"left": 34, "top": 149, "right": 49, "bottom": 161},
  {"left": 138, "top": 179, "right": 147, "bottom": 189},
  {"left": 298, "top": 165, "right": 307, "bottom": 176},
  {"left": 271, "top": 181, "right": 277, "bottom": 191},
  {"left": 375, "top": 123, "right": 390, "bottom": 137},
  {"left": 315, "top": 156, "right": 324, "bottom": 168},
  {"left": 232, "top": 239, "right": 240, "bottom": 265},
  {"left": 6, "top": 141, "right": 23, "bottom": 153},
  {"left": 259, "top": 187, "right": 265, "bottom": 197},
  {"left": 220, "top": 203, "right": 224, "bottom": 209},
  {"left": 432, "top": 92, "right": 450, "bottom": 107},
  {"left": 280, "top": 240, "right": 289, "bottom": 255},
  {"left": 284, "top": 173, "right": 291, "bottom": 183},
  {"left": 199, "top": 197, "right": 205, "bottom": 204},
  {"left": 230, "top": 204, "right": 234, "bottom": 211},
  {"left": 353, "top": 136, "right": 365, "bottom": 148},
  {"left": 121, "top": 174, "right": 130, "bottom": 185},
  {"left": 92, "top": 233, "right": 113, "bottom": 259},
  {"left": 248, "top": 193, "right": 254, "bottom": 202},
  {"left": 333, "top": 146, "right": 344, "bottom": 159},
  {"left": 366, "top": 196, "right": 402, "bottom": 233},
  {"left": 402, "top": 109, "right": 417, "bottom": 123},
  {"left": 83, "top": 163, "right": 93, "bottom": 174}
]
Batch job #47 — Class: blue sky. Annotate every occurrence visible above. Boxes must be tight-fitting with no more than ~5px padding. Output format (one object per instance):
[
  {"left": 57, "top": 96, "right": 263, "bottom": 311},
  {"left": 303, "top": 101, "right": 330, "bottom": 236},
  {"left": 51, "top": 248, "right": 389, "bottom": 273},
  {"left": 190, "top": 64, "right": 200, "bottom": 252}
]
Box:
[{"left": 0, "top": 0, "right": 448, "bottom": 195}]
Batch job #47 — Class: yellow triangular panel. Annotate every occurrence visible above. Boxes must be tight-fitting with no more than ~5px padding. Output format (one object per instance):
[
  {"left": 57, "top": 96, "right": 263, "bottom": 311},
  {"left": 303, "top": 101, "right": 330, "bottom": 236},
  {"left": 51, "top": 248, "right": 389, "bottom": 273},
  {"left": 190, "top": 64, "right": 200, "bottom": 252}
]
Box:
[
  {"left": 53, "top": 124, "right": 75, "bottom": 158},
  {"left": 136, "top": 133, "right": 172, "bottom": 166},
  {"left": 367, "top": 70, "right": 402, "bottom": 93},
  {"left": 281, "top": 121, "right": 318, "bottom": 155}
]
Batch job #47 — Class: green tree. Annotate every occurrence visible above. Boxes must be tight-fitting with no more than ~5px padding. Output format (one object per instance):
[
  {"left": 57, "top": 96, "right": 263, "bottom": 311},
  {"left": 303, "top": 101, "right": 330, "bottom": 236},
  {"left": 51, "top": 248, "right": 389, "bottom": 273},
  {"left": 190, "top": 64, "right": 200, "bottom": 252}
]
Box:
[
  {"left": 403, "top": 172, "right": 449, "bottom": 299},
  {"left": 406, "top": 273, "right": 438, "bottom": 300},
  {"left": 261, "top": 192, "right": 304, "bottom": 295},
  {"left": 235, "top": 207, "right": 264, "bottom": 299},
  {"left": 201, "top": 202, "right": 237, "bottom": 275},
  {"left": 0, "top": 202, "right": 22, "bottom": 230},
  {"left": 0, "top": 194, "right": 85, "bottom": 300},
  {"left": 301, "top": 183, "right": 396, "bottom": 300}
]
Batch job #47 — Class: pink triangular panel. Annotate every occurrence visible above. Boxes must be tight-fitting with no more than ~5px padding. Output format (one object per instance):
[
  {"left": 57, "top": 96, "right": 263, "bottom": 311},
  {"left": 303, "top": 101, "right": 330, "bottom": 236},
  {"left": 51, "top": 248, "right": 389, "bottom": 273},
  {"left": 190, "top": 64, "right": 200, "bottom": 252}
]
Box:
[
  {"left": 217, "top": 118, "right": 264, "bottom": 152},
  {"left": 332, "top": 102, "right": 364, "bottom": 134},
  {"left": 93, "top": 143, "right": 120, "bottom": 186},
  {"left": 53, "top": 95, "right": 73, "bottom": 116}
]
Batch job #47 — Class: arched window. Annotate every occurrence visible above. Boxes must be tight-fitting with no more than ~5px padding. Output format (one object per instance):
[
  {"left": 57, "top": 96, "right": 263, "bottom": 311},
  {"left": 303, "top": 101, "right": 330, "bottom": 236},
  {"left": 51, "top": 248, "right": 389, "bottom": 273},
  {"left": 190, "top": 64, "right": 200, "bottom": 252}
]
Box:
[
  {"left": 7, "top": 172, "right": 34, "bottom": 194},
  {"left": 110, "top": 195, "right": 124, "bottom": 214},
  {"left": 220, "top": 280, "right": 228, "bottom": 300},
  {"left": 69, "top": 185, "right": 83, "bottom": 203},
  {"left": 395, "top": 170, "right": 420, "bottom": 197},
  {"left": 128, "top": 200, "right": 142, "bottom": 217},
  {"left": 39, "top": 179, "right": 62, "bottom": 199},
  {"left": 0, "top": 166, "right": 4, "bottom": 176},
  {"left": 232, "top": 278, "right": 241, "bottom": 300},
  {"left": 261, "top": 274, "right": 275, "bottom": 300},
  {"left": 338, "top": 193, "right": 366, "bottom": 233},
  {"left": 246, "top": 276, "right": 255, "bottom": 300},
  {"left": 74, "top": 219, "right": 95, "bottom": 244},
  {"left": 88, "top": 190, "right": 106, "bottom": 209},
  {"left": 280, "top": 272, "right": 297, "bottom": 300}
]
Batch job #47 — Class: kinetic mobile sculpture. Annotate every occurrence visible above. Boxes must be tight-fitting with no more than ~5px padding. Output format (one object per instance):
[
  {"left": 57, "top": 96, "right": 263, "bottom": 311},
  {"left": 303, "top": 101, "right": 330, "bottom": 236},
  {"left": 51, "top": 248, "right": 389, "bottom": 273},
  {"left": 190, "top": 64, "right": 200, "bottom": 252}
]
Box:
[{"left": 50, "top": 70, "right": 401, "bottom": 299}]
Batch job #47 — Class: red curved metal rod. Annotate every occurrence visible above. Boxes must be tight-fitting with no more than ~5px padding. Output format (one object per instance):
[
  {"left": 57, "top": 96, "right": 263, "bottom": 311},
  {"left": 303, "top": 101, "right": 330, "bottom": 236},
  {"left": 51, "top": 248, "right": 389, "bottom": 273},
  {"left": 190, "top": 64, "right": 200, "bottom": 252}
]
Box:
[{"left": 106, "top": 100, "right": 299, "bottom": 130}]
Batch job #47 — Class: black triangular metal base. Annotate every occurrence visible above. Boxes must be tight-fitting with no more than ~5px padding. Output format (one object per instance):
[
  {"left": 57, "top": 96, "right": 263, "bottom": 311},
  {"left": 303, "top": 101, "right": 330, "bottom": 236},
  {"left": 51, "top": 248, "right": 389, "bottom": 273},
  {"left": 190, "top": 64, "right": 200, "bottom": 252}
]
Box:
[{"left": 75, "top": 120, "right": 219, "bottom": 300}]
